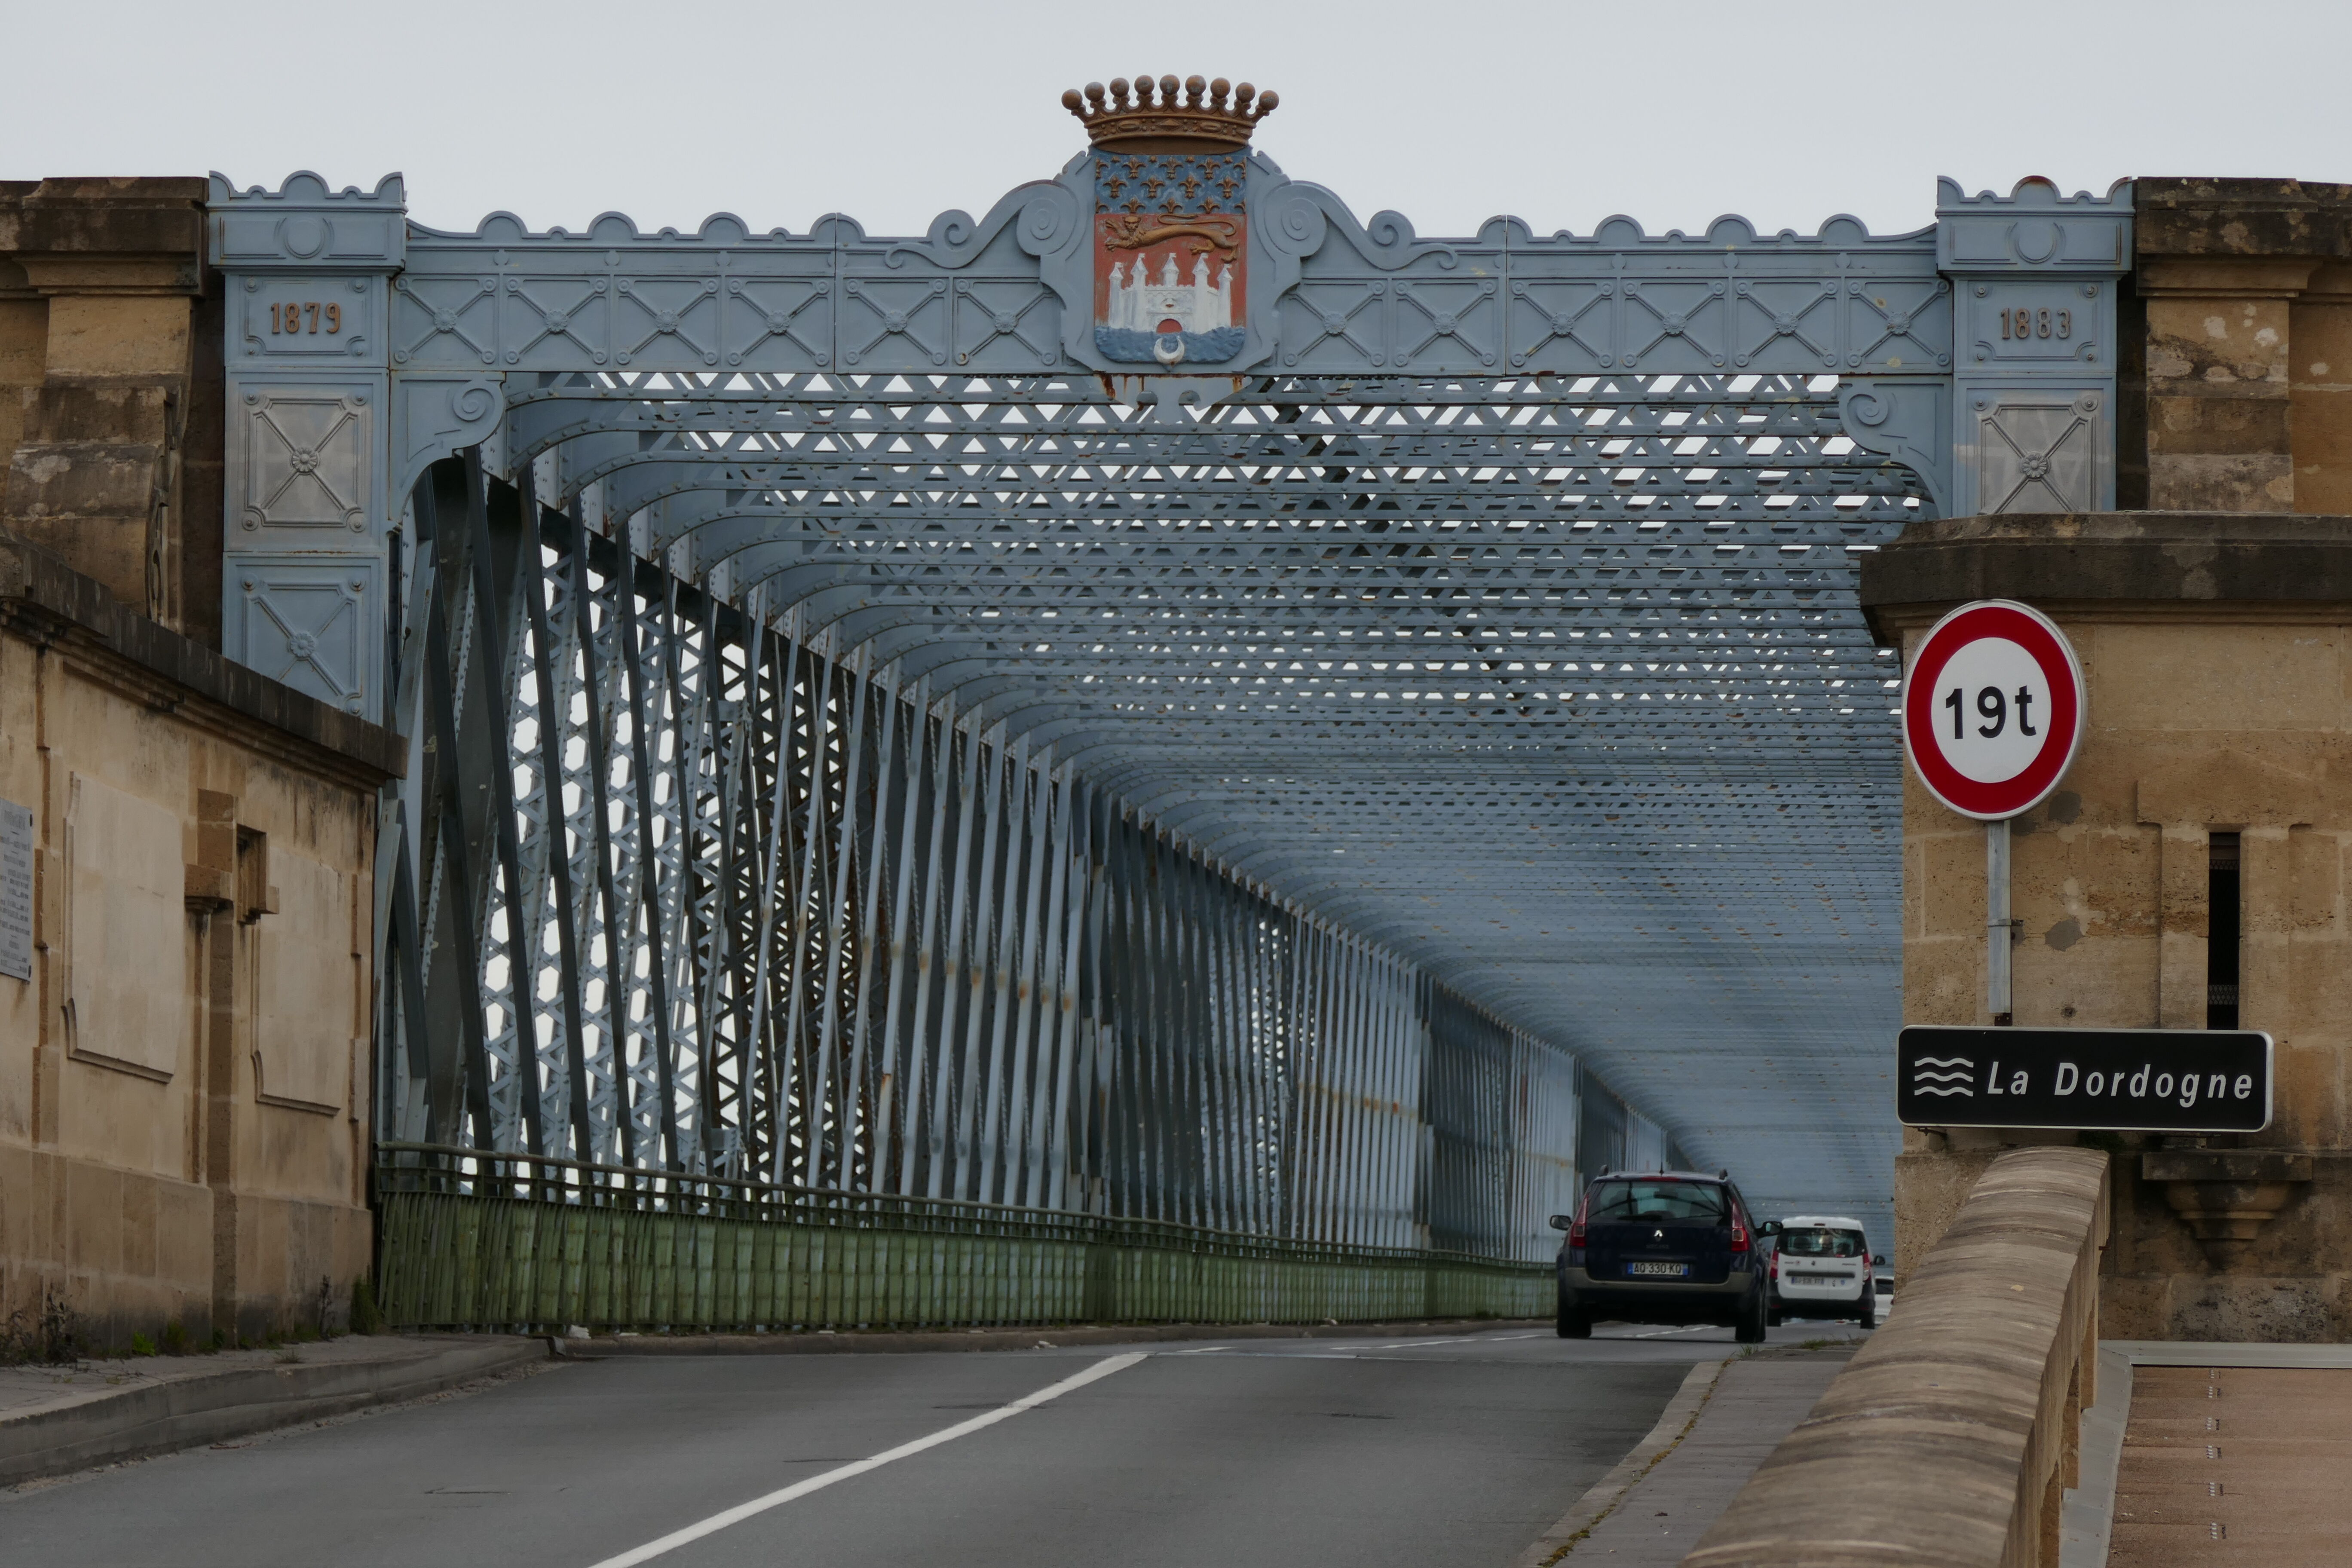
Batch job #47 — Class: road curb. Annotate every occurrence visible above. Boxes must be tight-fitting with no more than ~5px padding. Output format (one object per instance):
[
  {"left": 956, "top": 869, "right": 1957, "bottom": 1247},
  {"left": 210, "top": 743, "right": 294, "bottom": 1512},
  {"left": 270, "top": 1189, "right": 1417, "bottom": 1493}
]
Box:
[
  {"left": 1511, "top": 1355, "right": 1731, "bottom": 1567},
  {"left": 0, "top": 1337, "right": 548, "bottom": 1487},
  {"left": 546, "top": 1317, "right": 1547, "bottom": 1358}
]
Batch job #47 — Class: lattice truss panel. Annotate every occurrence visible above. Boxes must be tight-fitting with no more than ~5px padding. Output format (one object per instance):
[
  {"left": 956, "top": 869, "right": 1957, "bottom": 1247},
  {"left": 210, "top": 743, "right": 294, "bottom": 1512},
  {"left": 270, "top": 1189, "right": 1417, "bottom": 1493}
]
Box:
[
  {"left": 383, "top": 449, "right": 1642, "bottom": 1261},
  {"left": 385, "top": 366, "right": 1909, "bottom": 1252}
]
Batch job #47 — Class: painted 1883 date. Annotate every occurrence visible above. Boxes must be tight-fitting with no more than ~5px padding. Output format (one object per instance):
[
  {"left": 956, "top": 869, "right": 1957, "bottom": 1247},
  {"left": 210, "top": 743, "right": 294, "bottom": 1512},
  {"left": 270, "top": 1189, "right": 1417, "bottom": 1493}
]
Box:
[
  {"left": 1999, "top": 306, "right": 2070, "bottom": 340},
  {"left": 270, "top": 301, "right": 341, "bottom": 334}
]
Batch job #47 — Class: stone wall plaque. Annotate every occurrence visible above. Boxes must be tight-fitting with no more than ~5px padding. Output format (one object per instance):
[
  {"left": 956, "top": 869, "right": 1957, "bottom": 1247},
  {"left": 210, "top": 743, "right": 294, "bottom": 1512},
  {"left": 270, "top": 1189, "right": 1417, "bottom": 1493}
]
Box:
[{"left": 0, "top": 799, "right": 31, "bottom": 982}]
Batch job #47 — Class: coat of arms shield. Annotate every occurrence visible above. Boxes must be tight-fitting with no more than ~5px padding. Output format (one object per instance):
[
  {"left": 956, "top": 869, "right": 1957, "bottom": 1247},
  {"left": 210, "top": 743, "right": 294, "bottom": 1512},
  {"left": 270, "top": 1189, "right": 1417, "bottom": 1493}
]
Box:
[
  {"left": 1093, "top": 151, "right": 1246, "bottom": 367},
  {"left": 1063, "top": 76, "right": 1275, "bottom": 369}
]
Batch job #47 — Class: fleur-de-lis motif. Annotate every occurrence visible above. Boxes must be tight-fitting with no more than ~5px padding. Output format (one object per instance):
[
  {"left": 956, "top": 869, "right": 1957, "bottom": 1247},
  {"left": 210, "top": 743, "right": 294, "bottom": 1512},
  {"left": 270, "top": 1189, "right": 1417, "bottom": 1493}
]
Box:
[
  {"left": 1218, "top": 178, "right": 1240, "bottom": 202},
  {"left": 1104, "top": 177, "right": 1127, "bottom": 200},
  {"left": 1142, "top": 177, "right": 1165, "bottom": 201},
  {"left": 1179, "top": 175, "right": 1204, "bottom": 201}
]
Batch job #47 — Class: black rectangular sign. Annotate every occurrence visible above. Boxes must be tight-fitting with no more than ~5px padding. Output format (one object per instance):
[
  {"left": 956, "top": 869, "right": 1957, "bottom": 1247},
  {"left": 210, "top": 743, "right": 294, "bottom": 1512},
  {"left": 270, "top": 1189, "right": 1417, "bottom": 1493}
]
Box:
[{"left": 1897, "top": 1025, "right": 2272, "bottom": 1133}]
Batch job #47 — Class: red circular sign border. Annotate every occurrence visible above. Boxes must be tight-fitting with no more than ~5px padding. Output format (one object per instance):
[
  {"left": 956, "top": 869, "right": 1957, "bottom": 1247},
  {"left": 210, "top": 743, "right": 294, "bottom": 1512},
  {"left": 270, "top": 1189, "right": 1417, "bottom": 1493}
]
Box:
[{"left": 1904, "top": 600, "right": 2085, "bottom": 820}]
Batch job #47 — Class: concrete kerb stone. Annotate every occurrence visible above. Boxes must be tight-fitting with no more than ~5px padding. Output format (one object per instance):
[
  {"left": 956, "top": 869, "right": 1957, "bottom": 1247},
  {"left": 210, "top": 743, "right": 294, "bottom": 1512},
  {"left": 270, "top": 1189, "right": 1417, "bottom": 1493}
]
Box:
[
  {"left": 0, "top": 1336, "right": 547, "bottom": 1487},
  {"left": 545, "top": 1315, "right": 1547, "bottom": 1358},
  {"left": 2058, "top": 1345, "right": 2131, "bottom": 1568},
  {"left": 1508, "top": 1356, "right": 1731, "bottom": 1568}
]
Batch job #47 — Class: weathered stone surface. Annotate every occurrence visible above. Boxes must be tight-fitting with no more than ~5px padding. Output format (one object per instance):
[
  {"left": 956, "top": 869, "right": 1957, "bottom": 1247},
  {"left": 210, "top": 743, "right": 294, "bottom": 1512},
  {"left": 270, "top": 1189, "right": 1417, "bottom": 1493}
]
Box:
[
  {"left": 0, "top": 532, "right": 399, "bottom": 779},
  {"left": 1868, "top": 512, "right": 2352, "bottom": 1341},
  {"left": 2108, "top": 1365, "right": 2352, "bottom": 1567},
  {"left": 1684, "top": 1148, "right": 2107, "bottom": 1568},
  {"left": 0, "top": 178, "right": 207, "bottom": 295},
  {"left": 2129, "top": 181, "right": 2352, "bottom": 515},
  {"left": 0, "top": 531, "right": 397, "bottom": 1351},
  {"left": 2133, "top": 178, "right": 2352, "bottom": 261},
  {"left": 2291, "top": 263, "right": 2352, "bottom": 518},
  {"left": 1859, "top": 512, "right": 2352, "bottom": 627},
  {"left": 0, "top": 177, "right": 215, "bottom": 638}
]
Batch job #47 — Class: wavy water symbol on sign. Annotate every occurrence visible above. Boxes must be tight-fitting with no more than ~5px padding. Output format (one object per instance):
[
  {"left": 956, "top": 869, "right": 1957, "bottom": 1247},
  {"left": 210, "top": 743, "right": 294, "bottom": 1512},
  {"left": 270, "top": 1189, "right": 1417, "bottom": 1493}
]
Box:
[{"left": 1911, "top": 1057, "right": 1978, "bottom": 1097}]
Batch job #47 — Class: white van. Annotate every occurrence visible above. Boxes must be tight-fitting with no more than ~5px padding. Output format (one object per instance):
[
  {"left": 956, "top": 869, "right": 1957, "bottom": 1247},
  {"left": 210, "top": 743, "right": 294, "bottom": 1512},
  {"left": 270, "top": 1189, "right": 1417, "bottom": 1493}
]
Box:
[{"left": 1764, "top": 1214, "right": 1883, "bottom": 1327}]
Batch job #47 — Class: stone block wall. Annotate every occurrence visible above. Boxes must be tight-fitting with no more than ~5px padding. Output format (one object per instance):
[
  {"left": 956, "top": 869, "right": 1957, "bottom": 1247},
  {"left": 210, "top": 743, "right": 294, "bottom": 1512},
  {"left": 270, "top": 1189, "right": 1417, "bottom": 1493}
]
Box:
[
  {"left": 0, "top": 536, "right": 397, "bottom": 1351},
  {"left": 2130, "top": 178, "right": 2352, "bottom": 515},
  {"left": 1877, "top": 181, "right": 2352, "bottom": 1343},
  {"left": 0, "top": 178, "right": 398, "bottom": 1351},
  {"left": 0, "top": 178, "right": 223, "bottom": 649},
  {"left": 1868, "top": 514, "right": 2352, "bottom": 1341}
]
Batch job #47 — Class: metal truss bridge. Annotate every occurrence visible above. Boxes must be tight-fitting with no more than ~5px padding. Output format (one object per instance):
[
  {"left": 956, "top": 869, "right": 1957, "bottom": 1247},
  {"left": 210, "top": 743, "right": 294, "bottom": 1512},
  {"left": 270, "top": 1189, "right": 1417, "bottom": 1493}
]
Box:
[{"left": 206, "top": 78, "right": 2131, "bottom": 1325}]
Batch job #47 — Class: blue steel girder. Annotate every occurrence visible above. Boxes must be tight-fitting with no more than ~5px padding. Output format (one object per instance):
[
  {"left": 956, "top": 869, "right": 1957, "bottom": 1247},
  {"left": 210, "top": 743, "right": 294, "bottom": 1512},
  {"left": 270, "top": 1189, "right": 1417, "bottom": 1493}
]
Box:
[{"left": 209, "top": 158, "right": 2134, "bottom": 1242}]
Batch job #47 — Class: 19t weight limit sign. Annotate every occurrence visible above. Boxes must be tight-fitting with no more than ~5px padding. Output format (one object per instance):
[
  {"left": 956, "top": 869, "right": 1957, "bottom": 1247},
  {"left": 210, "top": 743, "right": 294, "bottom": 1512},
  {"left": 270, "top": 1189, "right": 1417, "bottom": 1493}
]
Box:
[
  {"left": 1905, "top": 600, "right": 2085, "bottom": 821},
  {"left": 1904, "top": 600, "right": 2084, "bottom": 1023}
]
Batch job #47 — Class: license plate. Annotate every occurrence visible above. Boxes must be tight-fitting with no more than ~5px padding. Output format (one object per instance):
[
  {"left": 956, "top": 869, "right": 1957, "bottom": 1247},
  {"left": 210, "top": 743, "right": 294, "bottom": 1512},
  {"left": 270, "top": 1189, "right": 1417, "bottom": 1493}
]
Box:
[{"left": 1626, "top": 1262, "right": 1689, "bottom": 1278}]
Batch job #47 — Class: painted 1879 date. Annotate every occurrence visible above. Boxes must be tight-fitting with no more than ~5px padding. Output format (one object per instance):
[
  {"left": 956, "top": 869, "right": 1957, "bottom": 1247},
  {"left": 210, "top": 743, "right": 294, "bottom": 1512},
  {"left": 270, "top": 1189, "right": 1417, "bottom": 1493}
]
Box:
[{"left": 270, "top": 301, "right": 341, "bottom": 334}]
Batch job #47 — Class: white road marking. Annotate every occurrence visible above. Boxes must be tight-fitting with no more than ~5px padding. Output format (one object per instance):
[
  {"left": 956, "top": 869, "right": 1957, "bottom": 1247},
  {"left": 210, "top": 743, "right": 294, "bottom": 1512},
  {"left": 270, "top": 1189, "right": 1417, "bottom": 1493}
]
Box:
[{"left": 581, "top": 1352, "right": 1149, "bottom": 1568}]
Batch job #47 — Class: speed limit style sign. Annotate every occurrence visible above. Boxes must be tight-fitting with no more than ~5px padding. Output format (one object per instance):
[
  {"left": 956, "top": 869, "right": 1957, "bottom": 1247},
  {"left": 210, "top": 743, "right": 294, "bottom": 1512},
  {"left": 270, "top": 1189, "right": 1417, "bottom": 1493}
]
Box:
[{"left": 1903, "top": 600, "right": 2086, "bottom": 821}]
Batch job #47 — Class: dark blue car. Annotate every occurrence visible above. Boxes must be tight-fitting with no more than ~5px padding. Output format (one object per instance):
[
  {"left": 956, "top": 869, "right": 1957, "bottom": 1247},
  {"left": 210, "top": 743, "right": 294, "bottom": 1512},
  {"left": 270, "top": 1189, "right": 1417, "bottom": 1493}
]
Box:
[{"left": 1548, "top": 1170, "right": 1773, "bottom": 1342}]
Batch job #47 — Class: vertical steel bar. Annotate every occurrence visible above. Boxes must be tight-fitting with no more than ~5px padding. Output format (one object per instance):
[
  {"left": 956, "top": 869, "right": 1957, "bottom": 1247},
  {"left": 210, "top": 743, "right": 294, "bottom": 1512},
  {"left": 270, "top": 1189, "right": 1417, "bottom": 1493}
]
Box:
[
  {"left": 885, "top": 686, "right": 940, "bottom": 1194},
  {"left": 515, "top": 476, "right": 595, "bottom": 1161},
  {"left": 811, "top": 648, "right": 872, "bottom": 1188},
  {"left": 612, "top": 550, "right": 681, "bottom": 1168},
  {"left": 1030, "top": 764, "right": 1077, "bottom": 1210},
  {"left": 773, "top": 642, "right": 835, "bottom": 1184},
  {"left": 974, "top": 735, "right": 1032, "bottom": 1206},
  {"left": 952, "top": 726, "right": 1011, "bottom": 1202},
  {"left": 925, "top": 717, "right": 984, "bottom": 1200},
  {"left": 997, "top": 748, "right": 1052, "bottom": 1207},
  {"left": 840, "top": 662, "right": 901, "bottom": 1191},
  {"left": 462, "top": 451, "right": 544, "bottom": 1157},
  {"left": 739, "top": 625, "right": 800, "bottom": 1180},
  {"left": 567, "top": 501, "right": 634, "bottom": 1166}
]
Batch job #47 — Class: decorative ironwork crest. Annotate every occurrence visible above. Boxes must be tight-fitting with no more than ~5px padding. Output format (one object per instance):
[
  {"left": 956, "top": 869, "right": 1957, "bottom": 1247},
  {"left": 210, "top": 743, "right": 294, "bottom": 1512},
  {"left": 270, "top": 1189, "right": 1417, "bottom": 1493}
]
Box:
[{"left": 1066, "top": 76, "right": 1273, "bottom": 367}]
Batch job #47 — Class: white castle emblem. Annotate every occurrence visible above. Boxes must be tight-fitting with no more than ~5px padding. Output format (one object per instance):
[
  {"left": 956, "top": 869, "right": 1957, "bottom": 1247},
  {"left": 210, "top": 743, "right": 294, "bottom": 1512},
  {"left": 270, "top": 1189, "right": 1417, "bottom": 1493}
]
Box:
[{"left": 1104, "top": 251, "right": 1235, "bottom": 335}]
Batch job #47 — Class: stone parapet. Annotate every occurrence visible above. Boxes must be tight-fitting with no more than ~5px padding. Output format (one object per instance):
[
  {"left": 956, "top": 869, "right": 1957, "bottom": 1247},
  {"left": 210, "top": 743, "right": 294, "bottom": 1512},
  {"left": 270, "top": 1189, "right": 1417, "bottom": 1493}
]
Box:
[
  {"left": 0, "top": 530, "right": 399, "bottom": 782},
  {"left": 1859, "top": 511, "right": 2352, "bottom": 628},
  {"left": 2133, "top": 178, "right": 2352, "bottom": 260},
  {"left": 1685, "top": 1147, "right": 2108, "bottom": 1568}
]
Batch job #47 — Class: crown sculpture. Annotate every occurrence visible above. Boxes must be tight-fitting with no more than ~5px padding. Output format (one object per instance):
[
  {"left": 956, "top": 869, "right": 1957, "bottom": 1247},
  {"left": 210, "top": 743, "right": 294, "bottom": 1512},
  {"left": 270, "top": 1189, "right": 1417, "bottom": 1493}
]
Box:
[{"left": 1062, "top": 75, "right": 1277, "bottom": 150}]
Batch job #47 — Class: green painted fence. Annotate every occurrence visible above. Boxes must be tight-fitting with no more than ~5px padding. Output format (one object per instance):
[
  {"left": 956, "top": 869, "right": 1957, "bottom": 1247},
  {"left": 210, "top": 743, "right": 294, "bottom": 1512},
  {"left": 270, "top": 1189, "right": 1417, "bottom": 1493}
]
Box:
[{"left": 374, "top": 1144, "right": 1553, "bottom": 1331}]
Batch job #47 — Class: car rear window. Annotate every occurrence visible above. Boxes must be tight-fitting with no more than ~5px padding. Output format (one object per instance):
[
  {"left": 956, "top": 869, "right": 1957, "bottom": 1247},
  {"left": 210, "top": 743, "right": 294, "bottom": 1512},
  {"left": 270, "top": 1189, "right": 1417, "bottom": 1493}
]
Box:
[
  {"left": 1779, "top": 1227, "right": 1865, "bottom": 1258},
  {"left": 1585, "top": 1179, "right": 1727, "bottom": 1222}
]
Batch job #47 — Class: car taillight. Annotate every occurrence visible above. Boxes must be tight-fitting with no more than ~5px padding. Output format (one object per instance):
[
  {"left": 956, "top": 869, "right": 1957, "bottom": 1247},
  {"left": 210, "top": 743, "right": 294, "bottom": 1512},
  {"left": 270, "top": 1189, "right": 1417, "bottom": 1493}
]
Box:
[
  {"left": 1730, "top": 1219, "right": 1750, "bottom": 1253},
  {"left": 1770, "top": 1252, "right": 1779, "bottom": 1280},
  {"left": 1568, "top": 1222, "right": 1586, "bottom": 1247}
]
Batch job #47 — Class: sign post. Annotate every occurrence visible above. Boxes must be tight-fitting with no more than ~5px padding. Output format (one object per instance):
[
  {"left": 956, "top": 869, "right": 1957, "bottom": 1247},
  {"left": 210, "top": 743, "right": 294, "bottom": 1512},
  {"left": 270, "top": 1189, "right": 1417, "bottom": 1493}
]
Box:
[{"left": 1902, "top": 600, "right": 2086, "bottom": 1025}]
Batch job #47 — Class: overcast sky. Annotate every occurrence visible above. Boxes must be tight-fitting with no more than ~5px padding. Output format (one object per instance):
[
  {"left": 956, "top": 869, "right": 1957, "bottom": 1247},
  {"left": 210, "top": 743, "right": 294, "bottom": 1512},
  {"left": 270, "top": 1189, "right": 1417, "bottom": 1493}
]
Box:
[{"left": 6, "top": 0, "right": 2347, "bottom": 239}]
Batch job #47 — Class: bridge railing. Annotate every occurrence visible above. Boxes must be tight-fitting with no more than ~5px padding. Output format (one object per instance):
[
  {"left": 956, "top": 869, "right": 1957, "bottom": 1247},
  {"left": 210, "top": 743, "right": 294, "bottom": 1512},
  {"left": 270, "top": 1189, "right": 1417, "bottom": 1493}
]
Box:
[
  {"left": 1684, "top": 1145, "right": 2109, "bottom": 1568},
  {"left": 373, "top": 1141, "right": 1555, "bottom": 1332}
]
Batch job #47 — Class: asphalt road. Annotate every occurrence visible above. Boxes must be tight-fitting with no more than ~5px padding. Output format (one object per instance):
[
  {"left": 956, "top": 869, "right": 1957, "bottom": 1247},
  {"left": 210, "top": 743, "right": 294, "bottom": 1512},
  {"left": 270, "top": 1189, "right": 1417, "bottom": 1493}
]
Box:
[{"left": 1, "top": 1320, "right": 1865, "bottom": 1568}]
